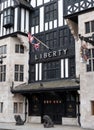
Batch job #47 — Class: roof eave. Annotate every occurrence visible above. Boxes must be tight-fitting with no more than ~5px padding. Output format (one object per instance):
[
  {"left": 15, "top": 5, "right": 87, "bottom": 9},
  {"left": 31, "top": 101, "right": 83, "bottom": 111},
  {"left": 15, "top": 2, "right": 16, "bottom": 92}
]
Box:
[{"left": 11, "top": 85, "right": 80, "bottom": 94}]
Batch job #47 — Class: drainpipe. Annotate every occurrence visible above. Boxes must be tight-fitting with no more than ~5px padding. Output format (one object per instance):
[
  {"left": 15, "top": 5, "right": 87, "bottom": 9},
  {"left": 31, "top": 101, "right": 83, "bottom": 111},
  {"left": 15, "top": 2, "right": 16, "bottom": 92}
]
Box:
[
  {"left": 78, "top": 93, "right": 81, "bottom": 126},
  {"left": 24, "top": 97, "right": 27, "bottom": 123}
]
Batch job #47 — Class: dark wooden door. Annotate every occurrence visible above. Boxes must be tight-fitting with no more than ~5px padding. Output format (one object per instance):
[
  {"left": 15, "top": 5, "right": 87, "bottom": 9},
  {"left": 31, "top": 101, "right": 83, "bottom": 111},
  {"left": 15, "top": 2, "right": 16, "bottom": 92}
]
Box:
[{"left": 42, "top": 93, "right": 64, "bottom": 124}]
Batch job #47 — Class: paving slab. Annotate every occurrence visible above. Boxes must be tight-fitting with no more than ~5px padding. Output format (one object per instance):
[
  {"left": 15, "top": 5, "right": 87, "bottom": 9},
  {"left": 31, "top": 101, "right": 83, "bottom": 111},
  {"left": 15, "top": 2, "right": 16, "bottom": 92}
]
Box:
[{"left": 0, "top": 123, "right": 92, "bottom": 130}]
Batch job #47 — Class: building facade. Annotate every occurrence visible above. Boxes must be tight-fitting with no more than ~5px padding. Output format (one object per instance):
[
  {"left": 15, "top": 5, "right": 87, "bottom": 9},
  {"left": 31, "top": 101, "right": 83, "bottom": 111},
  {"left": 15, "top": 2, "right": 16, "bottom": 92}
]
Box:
[
  {"left": 0, "top": 0, "right": 86, "bottom": 128},
  {"left": 64, "top": 0, "right": 94, "bottom": 129},
  {"left": 0, "top": 0, "right": 31, "bottom": 122}
]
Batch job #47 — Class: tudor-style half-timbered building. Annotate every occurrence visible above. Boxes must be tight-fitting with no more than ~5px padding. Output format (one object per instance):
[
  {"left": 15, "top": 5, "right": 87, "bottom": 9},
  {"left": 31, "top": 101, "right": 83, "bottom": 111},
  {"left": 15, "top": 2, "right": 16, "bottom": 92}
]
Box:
[
  {"left": 64, "top": 0, "right": 94, "bottom": 129},
  {"left": 0, "top": 0, "right": 80, "bottom": 126},
  {"left": 11, "top": 0, "right": 80, "bottom": 125}
]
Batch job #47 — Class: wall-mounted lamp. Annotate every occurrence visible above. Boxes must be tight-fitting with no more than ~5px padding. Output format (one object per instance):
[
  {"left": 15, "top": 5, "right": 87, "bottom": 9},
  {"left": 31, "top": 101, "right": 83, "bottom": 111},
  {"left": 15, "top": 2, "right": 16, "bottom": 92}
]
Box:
[
  {"left": 79, "top": 34, "right": 94, "bottom": 46},
  {"left": 0, "top": 56, "right": 6, "bottom": 64}
]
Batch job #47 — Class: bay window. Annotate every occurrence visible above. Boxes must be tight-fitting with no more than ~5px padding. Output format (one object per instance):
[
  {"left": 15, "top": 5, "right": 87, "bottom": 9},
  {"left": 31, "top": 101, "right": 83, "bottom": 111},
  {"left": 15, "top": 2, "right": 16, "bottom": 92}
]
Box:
[{"left": 3, "top": 7, "right": 14, "bottom": 28}]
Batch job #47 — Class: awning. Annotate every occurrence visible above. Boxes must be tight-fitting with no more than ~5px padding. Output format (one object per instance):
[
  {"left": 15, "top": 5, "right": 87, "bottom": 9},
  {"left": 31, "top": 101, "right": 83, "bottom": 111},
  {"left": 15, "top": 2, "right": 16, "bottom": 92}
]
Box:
[{"left": 11, "top": 79, "right": 80, "bottom": 94}]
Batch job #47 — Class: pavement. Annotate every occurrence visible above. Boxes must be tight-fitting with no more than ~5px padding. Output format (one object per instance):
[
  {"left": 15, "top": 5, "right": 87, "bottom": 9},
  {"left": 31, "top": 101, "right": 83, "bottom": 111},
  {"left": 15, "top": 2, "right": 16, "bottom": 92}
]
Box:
[{"left": 0, "top": 123, "right": 92, "bottom": 130}]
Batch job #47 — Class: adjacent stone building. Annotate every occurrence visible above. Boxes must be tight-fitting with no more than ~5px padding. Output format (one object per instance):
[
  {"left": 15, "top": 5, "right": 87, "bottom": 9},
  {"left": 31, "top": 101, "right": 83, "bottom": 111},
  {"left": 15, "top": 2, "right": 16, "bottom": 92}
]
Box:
[
  {"left": 0, "top": 0, "right": 30, "bottom": 122},
  {"left": 0, "top": 0, "right": 94, "bottom": 129},
  {"left": 64, "top": 0, "right": 94, "bottom": 129}
]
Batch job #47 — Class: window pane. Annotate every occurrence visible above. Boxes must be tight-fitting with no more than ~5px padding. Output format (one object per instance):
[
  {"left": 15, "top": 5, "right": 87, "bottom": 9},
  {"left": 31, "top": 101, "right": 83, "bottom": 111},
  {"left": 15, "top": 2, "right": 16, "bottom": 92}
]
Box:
[
  {"left": 3, "top": 8, "right": 14, "bottom": 27},
  {"left": 60, "top": 37, "right": 63, "bottom": 47},
  {"left": 14, "top": 65, "right": 24, "bottom": 81},
  {"left": 54, "top": 3, "right": 57, "bottom": 9},
  {"left": 87, "top": 60, "right": 91, "bottom": 72},
  {"left": 86, "top": 49, "right": 94, "bottom": 72},
  {"left": 20, "top": 45, "right": 24, "bottom": 53},
  {"left": 14, "top": 103, "right": 17, "bottom": 113},
  {"left": 91, "top": 101, "right": 94, "bottom": 115},
  {"left": 10, "top": 16, "right": 14, "bottom": 24},
  {"left": 20, "top": 73, "right": 23, "bottom": 81},
  {"left": 0, "top": 47, "right": 1, "bottom": 55},
  {"left": 88, "top": 49, "right": 91, "bottom": 58},
  {"left": 36, "top": 17, "right": 39, "bottom": 25},
  {"left": 0, "top": 102, "right": 3, "bottom": 113},
  {"left": 93, "top": 59, "right": 94, "bottom": 71},
  {"left": 2, "top": 73, "right": 6, "bottom": 81},
  {"left": 3, "top": 11, "right": 6, "bottom": 16},
  {"left": 42, "top": 61, "right": 60, "bottom": 80},
  {"left": 31, "top": 9, "right": 39, "bottom": 26},
  {"left": 15, "top": 65, "right": 19, "bottom": 71},
  {"left": 11, "top": 9, "right": 14, "bottom": 15},
  {"left": 7, "top": 16, "right": 11, "bottom": 23},
  {"left": 0, "top": 65, "right": 6, "bottom": 82},
  {"left": 92, "top": 49, "right": 94, "bottom": 58},
  {"left": 91, "top": 21, "right": 94, "bottom": 32},
  {"left": 15, "top": 45, "right": 19, "bottom": 53},
  {"left": 54, "top": 10, "right": 57, "bottom": 19},
  {"left": 1, "top": 46, "right": 3, "bottom": 54},
  {"left": 20, "top": 65, "right": 24, "bottom": 72},
  {"left": 7, "top": 9, "right": 10, "bottom": 15},
  {"left": 19, "top": 103, "right": 23, "bottom": 113},
  {"left": 63, "top": 36, "right": 68, "bottom": 44},
  {"left": 3, "top": 45, "right": 7, "bottom": 54},
  {"left": 45, "top": 6, "right": 49, "bottom": 12},
  {"left": 45, "top": 2, "right": 57, "bottom": 22},
  {"left": 15, "top": 45, "right": 24, "bottom": 53},
  {"left": 63, "top": 28, "right": 68, "bottom": 36},
  {"left": 15, "top": 73, "right": 18, "bottom": 81},
  {"left": 50, "top": 4, "right": 54, "bottom": 11},
  {"left": 4, "top": 17, "right": 7, "bottom": 25},
  {"left": 70, "top": 66, "right": 75, "bottom": 78},
  {"left": 13, "top": 102, "right": 23, "bottom": 114},
  {"left": 85, "top": 22, "right": 90, "bottom": 33}
]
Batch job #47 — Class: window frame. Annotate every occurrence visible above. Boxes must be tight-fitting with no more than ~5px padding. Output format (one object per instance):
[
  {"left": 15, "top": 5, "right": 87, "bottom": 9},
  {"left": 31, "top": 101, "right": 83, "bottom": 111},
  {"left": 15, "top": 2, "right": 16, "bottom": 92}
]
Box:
[
  {"left": 69, "top": 58, "right": 75, "bottom": 78},
  {"left": 91, "top": 20, "right": 94, "bottom": 32},
  {"left": 86, "top": 49, "right": 94, "bottom": 72},
  {"left": 45, "top": 31, "right": 57, "bottom": 50},
  {"left": 85, "top": 20, "right": 94, "bottom": 34},
  {"left": 31, "top": 9, "right": 39, "bottom": 26},
  {"left": 0, "top": 65, "right": 6, "bottom": 82},
  {"left": 42, "top": 60, "right": 60, "bottom": 80},
  {"left": 0, "top": 102, "right": 3, "bottom": 113},
  {"left": 91, "top": 101, "right": 94, "bottom": 115},
  {"left": 13, "top": 102, "right": 23, "bottom": 114},
  {"left": 0, "top": 45, "right": 7, "bottom": 55},
  {"left": 15, "top": 44, "right": 24, "bottom": 54},
  {"left": 14, "top": 64, "right": 24, "bottom": 82},
  {"left": 45, "top": 2, "right": 58, "bottom": 22},
  {"left": 3, "top": 7, "right": 14, "bottom": 28}
]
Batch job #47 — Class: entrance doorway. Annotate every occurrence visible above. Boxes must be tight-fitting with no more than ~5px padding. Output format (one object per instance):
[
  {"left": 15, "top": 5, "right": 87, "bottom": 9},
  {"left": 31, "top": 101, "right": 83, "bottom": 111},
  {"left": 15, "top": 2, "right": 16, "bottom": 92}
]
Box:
[
  {"left": 28, "top": 91, "right": 78, "bottom": 125},
  {"left": 42, "top": 91, "right": 77, "bottom": 124},
  {"left": 42, "top": 92, "right": 65, "bottom": 124}
]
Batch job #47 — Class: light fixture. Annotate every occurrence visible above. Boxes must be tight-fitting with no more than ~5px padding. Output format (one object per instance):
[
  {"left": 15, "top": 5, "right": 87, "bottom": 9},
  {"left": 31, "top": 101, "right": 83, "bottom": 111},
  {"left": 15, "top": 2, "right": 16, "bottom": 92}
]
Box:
[{"left": 0, "top": 56, "right": 6, "bottom": 64}]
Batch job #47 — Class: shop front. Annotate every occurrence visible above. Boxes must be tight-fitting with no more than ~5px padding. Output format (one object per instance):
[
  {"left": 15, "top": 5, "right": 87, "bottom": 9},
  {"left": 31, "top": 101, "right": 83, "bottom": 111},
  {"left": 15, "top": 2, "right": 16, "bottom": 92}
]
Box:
[{"left": 11, "top": 79, "right": 80, "bottom": 125}]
